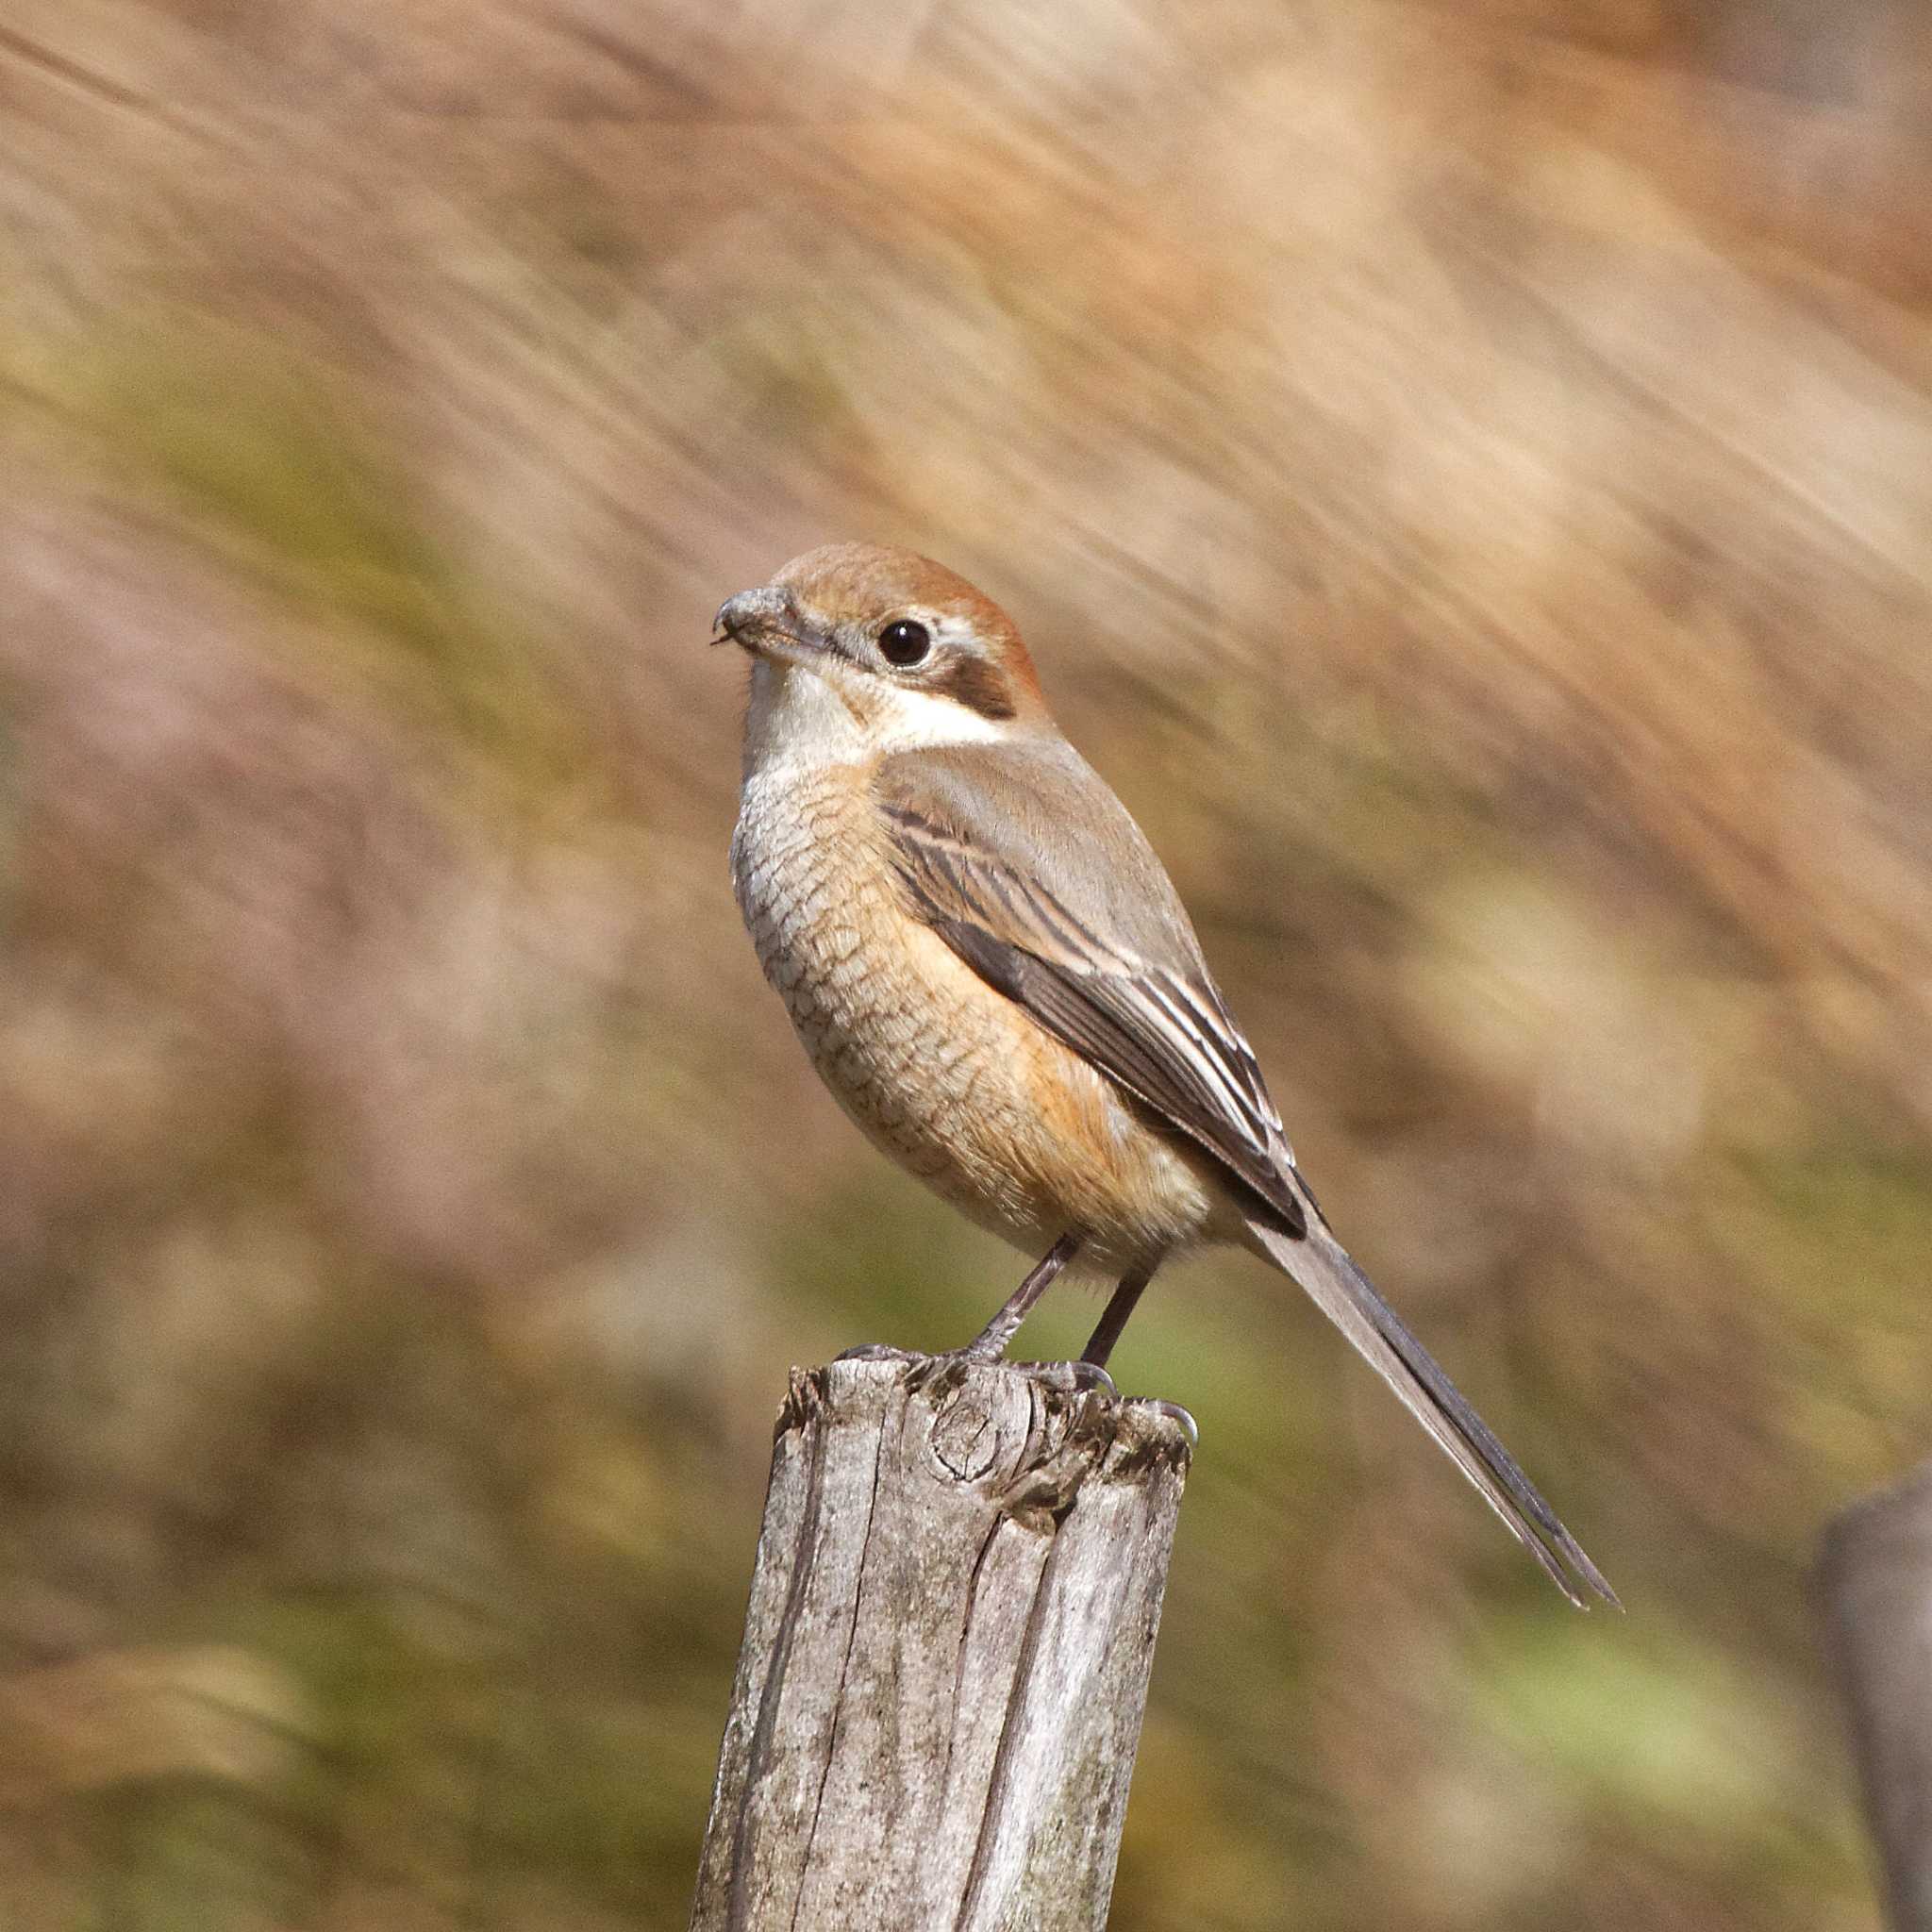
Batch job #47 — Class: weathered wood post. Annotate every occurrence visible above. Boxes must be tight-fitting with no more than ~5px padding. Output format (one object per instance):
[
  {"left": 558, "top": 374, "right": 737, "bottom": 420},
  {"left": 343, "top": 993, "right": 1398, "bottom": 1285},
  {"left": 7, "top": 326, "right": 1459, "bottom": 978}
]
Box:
[
  {"left": 689, "top": 1349, "right": 1193, "bottom": 1932},
  {"left": 1819, "top": 1458, "right": 1932, "bottom": 1932}
]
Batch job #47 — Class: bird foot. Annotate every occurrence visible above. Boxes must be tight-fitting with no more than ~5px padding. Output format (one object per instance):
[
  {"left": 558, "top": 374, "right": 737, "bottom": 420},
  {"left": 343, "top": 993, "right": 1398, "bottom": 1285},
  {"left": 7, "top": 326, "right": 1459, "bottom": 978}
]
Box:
[
  {"left": 835, "top": 1345, "right": 1177, "bottom": 1437},
  {"left": 865, "top": 1346, "right": 1120, "bottom": 1404},
  {"left": 1125, "top": 1397, "right": 1199, "bottom": 1450},
  {"left": 1011, "top": 1357, "right": 1119, "bottom": 1401}
]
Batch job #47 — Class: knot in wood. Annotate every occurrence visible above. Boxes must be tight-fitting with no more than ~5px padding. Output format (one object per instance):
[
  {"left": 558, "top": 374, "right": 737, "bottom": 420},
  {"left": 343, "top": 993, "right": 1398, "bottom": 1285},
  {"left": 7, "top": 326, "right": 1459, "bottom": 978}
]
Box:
[
  {"left": 928, "top": 1383, "right": 1003, "bottom": 1481},
  {"left": 895, "top": 1358, "right": 1122, "bottom": 1523}
]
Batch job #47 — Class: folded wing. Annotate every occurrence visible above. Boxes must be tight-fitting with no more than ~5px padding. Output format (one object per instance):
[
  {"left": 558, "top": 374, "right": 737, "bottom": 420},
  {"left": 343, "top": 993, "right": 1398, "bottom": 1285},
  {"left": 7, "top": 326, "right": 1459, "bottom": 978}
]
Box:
[{"left": 872, "top": 740, "right": 1615, "bottom": 1607}]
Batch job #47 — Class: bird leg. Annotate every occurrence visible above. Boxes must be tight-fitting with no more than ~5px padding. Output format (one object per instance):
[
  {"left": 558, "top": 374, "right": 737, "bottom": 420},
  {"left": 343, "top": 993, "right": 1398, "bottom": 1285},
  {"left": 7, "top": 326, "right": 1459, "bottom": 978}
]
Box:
[
  {"left": 1080, "top": 1259, "right": 1159, "bottom": 1371},
  {"left": 958, "top": 1232, "right": 1082, "bottom": 1360}
]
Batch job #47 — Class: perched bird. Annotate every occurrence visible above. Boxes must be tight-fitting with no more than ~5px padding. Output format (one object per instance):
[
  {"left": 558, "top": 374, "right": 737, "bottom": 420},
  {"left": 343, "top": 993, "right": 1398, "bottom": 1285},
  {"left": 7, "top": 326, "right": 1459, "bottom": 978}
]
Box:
[{"left": 716, "top": 543, "right": 1614, "bottom": 1607}]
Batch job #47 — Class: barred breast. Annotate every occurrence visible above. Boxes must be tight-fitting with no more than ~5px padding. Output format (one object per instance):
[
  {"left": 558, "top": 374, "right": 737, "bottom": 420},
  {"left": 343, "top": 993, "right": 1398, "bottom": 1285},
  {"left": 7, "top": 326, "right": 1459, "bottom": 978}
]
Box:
[{"left": 730, "top": 755, "right": 1220, "bottom": 1274}]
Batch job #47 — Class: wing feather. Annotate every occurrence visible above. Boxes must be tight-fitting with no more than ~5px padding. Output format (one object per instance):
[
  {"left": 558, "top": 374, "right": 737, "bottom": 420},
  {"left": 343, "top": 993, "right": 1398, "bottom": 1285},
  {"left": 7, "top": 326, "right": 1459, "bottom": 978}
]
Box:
[{"left": 878, "top": 783, "right": 1305, "bottom": 1234}]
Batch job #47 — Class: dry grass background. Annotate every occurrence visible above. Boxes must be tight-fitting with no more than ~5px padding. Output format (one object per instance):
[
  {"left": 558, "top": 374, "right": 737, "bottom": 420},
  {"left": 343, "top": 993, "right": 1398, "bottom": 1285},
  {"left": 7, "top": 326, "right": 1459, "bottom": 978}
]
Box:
[{"left": 1, "top": 1, "right": 1929, "bottom": 1926}]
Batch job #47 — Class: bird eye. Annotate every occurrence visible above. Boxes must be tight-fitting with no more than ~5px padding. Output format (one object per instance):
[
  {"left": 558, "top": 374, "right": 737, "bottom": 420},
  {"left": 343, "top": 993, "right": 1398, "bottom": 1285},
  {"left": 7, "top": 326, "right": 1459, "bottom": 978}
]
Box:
[{"left": 877, "top": 619, "right": 932, "bottom": 668}]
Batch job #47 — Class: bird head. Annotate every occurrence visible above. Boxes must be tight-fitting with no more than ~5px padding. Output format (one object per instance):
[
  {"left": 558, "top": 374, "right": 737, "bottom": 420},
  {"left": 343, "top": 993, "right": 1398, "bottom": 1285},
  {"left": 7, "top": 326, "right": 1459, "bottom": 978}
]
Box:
[{"left": 715, "top": 544, "right": 1053, "bottom": 758}]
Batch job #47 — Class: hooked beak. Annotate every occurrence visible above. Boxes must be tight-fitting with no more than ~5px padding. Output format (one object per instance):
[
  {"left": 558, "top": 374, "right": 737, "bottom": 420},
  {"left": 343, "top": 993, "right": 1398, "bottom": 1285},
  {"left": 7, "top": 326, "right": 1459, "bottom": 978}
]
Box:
[{"left": 712, "top": 584, "right": 808, "bottom": 659}]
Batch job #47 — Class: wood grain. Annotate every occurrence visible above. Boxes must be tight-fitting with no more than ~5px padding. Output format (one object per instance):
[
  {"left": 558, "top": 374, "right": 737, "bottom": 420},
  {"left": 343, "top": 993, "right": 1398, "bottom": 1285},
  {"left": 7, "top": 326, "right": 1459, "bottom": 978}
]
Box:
[{"left": 689, "top": 1352, "right": 1193, "bottom": 1932}]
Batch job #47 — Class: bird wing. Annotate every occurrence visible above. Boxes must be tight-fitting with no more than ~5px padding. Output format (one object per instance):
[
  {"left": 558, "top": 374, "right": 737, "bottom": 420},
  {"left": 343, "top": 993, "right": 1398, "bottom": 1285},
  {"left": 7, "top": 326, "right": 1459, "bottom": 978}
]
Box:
[
  {"left": 874, "top": 741, "right": 1305, "bottom": 1235},
  {"left": 873, "top": 740, "right": 1617, "bottom": 1608}
]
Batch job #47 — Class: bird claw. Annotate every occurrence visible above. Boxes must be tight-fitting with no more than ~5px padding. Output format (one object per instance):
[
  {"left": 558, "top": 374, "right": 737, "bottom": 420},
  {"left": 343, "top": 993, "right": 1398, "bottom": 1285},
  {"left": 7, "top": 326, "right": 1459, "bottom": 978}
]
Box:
[
  {"left": 1126, "top": 1397, "right": 1199, "bottom": 1450},
  {"left": 1008, "top": 1357, "right": 1118, "bottom": 1401},
  {"left": 1060, "top": 1358, "right": 1121, "bottom": 1400},
  {"left": 839, "top": 1345, "right": 1170, "bottom": 1437}
]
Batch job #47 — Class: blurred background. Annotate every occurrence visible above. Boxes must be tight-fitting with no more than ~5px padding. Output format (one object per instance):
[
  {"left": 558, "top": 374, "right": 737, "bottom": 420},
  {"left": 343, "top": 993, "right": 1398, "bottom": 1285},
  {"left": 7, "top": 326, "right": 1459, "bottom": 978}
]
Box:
[{"left": 1, "top": 0, "right": 1928, "bottom": 1926}]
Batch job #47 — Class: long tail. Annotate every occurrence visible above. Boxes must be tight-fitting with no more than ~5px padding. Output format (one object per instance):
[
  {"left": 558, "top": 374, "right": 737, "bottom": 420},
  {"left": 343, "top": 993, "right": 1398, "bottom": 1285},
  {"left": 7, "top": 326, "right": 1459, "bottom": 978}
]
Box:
[{"left": 1246, "top": 1216, "right": 1618, "bottom": 1608}]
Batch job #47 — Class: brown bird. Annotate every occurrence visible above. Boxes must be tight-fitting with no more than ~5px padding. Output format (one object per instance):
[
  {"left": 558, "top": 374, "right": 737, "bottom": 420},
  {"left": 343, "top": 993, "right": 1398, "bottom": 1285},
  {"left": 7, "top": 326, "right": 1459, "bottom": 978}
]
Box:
[{"left": 717, "top": 542, "right": 1614, "bottom": 1607}]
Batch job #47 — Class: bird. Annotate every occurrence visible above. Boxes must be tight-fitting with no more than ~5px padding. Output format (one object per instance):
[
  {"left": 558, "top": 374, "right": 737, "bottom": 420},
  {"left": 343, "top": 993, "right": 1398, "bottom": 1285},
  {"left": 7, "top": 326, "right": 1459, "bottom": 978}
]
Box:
[{"left": 715, "top": 542, "right": 1615, "bottom": 1607}]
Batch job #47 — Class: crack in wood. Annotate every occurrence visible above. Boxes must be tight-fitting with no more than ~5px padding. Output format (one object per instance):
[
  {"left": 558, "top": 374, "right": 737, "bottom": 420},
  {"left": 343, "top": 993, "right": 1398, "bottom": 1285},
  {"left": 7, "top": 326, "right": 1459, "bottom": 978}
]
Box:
[
  {"left": 726, "top": 1391, "right": 830, "bottom": 1932},
  {"left": 691, "top": 1354, "right": 1191, "bottom": 1932},
  {"left": 787, "top": 1417, "right": 889, "bottom": 1932},
  {"left": 951, "top": 1524, "right": 1067, "bottom": 1932}
]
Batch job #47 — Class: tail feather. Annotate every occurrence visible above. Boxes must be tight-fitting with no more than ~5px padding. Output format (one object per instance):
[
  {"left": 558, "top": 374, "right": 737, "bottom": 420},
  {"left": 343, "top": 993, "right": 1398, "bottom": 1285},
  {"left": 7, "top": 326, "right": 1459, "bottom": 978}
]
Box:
[{"left": 1248, "top": 1217, "right": 1618, "bottom": 1609}]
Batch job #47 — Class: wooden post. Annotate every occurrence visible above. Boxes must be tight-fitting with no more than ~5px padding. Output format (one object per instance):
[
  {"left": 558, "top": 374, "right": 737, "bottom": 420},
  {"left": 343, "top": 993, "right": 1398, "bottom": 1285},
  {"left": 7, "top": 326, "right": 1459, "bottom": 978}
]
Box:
[
  {"left": 1818, "top": 1458, "right": 1932, "bottom": 1932},
  {"left": 689, "top": 1350, "right": 1193, "bottom": 1932}
]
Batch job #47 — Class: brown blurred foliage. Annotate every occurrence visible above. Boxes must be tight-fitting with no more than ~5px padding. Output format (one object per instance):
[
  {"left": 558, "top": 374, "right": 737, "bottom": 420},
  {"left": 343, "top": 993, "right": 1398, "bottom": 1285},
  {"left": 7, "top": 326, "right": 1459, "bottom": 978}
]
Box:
[{"left": 1, "top": 1, "right": 1929, "bottom": 1926}]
